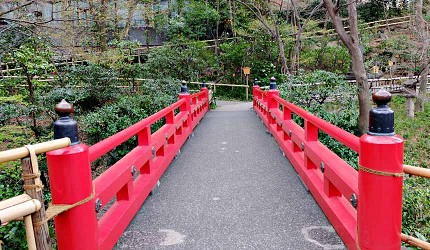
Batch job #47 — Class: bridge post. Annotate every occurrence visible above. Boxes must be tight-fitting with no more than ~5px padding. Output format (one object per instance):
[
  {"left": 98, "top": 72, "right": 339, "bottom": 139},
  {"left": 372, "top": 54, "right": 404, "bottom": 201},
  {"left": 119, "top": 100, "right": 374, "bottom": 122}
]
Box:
[
  {"left": 267, "top": 77, "right": 279, "bottom": 126},
  {"left": 253, "top": 78, "right": 260, "bottom": 106},
  {"left": 358, "top": 90, "right": 403, "bottom": 250},
  {"left": 179, "top": 81, "right": 192, "bottom": 131},
  {"left": 201, "top": 81, "right": 209, "bottom": 104},
  {"left": 46, "top": 100, "right": 98, "bottom": 250}
]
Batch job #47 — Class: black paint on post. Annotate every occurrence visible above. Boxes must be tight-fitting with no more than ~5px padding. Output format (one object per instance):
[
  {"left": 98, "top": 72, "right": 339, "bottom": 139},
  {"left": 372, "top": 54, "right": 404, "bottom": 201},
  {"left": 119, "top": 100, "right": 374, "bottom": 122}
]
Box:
[
  {"left": 181, "top": 80, "right": 188, "bottom": 93},
  {"left": 201, "top": 80, "right": 206, "bottom": 88},
  {"left": 53, "top": 99, "right": 80, "bottom": 145},
  {"left": 269, "top": 76, "right": 277, "bottom": 90},
  {"left": 368, "top": 89, "right": 395, "bottom": 136}
]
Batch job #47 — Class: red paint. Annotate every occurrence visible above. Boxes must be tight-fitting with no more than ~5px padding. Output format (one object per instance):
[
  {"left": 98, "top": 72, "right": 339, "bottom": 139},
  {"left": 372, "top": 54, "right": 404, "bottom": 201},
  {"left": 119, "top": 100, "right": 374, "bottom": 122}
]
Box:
[
  {"left": 253, "top": 88, "right": 404, "bottom": 249},
  {"left": 358, "top": 135, "right": 403, "bottom": 249},
  {"left": 47, "top": 144, "right": 98, "bottom": 250},
  {"left": 47, "top": 89, "right": 209, "bottom": 249}
]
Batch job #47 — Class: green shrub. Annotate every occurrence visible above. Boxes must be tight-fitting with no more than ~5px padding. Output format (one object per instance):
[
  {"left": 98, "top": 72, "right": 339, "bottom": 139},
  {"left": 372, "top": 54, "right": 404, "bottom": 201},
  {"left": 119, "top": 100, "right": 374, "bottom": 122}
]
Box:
[
  {"left": 81, "top": 78, "right": 179, "bottom": 168},
  {"left": 0, "top": 166, "right": 27, "bottom": 250},
  {"left": 53, "top": 64, "right": 121, "bottom": 111},
  {"left": 390, "top": 96, "right": 430, "bottom": 241},
  {"left": 278, "top": 70, "right": 359, "bottom": 168}
]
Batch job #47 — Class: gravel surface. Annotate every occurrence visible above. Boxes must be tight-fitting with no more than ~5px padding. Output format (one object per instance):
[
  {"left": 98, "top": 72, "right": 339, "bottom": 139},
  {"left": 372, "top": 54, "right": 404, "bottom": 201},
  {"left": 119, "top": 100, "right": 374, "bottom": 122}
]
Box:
[{"left": 115, "top": 101, "right": 344, "bottom": 250}]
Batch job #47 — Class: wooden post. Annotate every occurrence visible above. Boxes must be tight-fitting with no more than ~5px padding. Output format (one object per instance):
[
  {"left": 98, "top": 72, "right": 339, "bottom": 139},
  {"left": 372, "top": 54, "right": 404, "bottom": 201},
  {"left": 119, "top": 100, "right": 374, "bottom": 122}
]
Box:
[
  {"left": 246, "top": 86, "right": 249, "bottom": 102},
  {"left": 406, "top": 96, "right": 415, "bottom": 118},
  {"left": 22, "top": 157, "right": 52, "bottom": 249}
]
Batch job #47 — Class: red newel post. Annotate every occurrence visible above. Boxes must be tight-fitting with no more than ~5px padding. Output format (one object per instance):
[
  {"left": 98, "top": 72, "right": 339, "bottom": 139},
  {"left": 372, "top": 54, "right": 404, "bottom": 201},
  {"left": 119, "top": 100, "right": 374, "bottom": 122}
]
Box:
[
  {"left": 358, "top": 90, "right": 403, "bottom": 249},
  {"left": 253, "top": 78, "right": 260, "bottom": 107},
  {"left": 179, "top": 81, "right": 192, "bottom": 129},
  {"left": 201, "top": 81, "right": 209, "bottom": 103},
  {"left": 47, "top": 100, "right": 98, "bottom": 250},
  {"left": 267, "top": 77, "right": 279, "bottom": 126}
]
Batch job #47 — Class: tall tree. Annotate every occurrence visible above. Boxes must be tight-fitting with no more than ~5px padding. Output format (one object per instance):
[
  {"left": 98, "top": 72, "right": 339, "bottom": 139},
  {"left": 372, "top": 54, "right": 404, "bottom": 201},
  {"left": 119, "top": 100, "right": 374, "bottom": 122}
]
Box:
[
  {"left": 323, "top": 0, "right": 370, "bottom": 134},
  {"left": 236, "top": 0, "right": 289, "bottom": 74},
  {"left": 415, "top": 0, "right": 429, "bottom": 112},
  {"left": 289, "top": 0, "right": 323, "bottom": 74}
]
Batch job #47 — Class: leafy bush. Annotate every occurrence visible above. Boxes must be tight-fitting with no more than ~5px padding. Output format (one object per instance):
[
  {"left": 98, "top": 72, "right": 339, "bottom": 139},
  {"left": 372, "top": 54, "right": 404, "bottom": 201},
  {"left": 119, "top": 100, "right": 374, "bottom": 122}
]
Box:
[
  {"left": 278, "top": 70, "right": 359, "bottom": 168},
  {"left": 0, "top": 102, "right": 29, "bottom": 126},
  {"left": 142, "top": 41, "right": 218, "bottom": 81},
  {"left": 53, "top": 64, "right": 121, "bottom": 111},
  {"left": 0, "top": 166, "right": 27, "bottom": 250},
  {"left": 390, "top": 96, "right": 430, "bottom": 241},
  {"left": 167, "top": 1, "right": 220, "bottom": 40},
  {"left": 300, "top": 45, "right": 352, "bottom": 74},
  {"left": 81, "top": 78, "right": 179, "bottom": 168}
]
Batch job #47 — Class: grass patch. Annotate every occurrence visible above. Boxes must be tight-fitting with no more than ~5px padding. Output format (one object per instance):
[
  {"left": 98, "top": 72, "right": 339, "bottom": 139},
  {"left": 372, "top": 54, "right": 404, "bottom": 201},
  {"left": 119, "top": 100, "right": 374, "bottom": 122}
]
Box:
[{"left": 391, "top": 96, "right": 430, "bottom": 242}]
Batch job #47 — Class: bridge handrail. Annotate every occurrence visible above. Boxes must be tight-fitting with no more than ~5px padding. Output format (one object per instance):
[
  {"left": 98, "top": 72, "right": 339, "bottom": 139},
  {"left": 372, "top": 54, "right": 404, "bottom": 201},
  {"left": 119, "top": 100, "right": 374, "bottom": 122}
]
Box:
[
  {"left": 0, "top": 138, "right": 71, "bottom": 164},
  {"left": 271, "top": 94, "right": 360, "bottom": 152},
  {"left": 44, "top": 85, "right": 210, "bottom": 250},
  {"left": 88, "top": 99, "right": 185, "bottom": 161},
  {"left": 403, "top": 164, "right": 430, "bottom": 178},
  {"left": 253, "top": 80, "right": 404, "bottom": 249}
]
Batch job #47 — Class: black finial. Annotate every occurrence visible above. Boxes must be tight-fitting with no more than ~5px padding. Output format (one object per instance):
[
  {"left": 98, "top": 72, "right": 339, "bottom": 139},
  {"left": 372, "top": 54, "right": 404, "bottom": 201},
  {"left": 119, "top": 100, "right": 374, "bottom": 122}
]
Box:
[
  {"left": 368, "top": 89, "right": 394, "bottom": 136},
  {"left": 181, "top": 80, "right": 188, "bottom": 93},
  {"left": 53, "top": 99, "right": 79, "bottom": 145},
  {"left": 254, "top": 78, "right": 259, "bottom": 86},
  {"left": 201, "top": 80, "right": 206, "bottom": 88},
  {"left": 269, "top": 76, "right": 277, "bottom": 90}
]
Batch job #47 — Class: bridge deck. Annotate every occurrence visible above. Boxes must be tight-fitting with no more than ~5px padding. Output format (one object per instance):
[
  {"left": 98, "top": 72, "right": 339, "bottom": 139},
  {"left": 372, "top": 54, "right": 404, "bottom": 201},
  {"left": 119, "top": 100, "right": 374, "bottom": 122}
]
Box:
[{"left": 115, "top": 101, "right": 344, "bottom": 249}]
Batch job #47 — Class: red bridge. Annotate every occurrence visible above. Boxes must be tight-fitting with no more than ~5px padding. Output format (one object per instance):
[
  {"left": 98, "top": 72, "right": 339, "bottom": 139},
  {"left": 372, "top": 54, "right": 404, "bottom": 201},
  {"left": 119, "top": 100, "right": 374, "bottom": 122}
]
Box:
[{"left": 0, "top": 80, "right": 429, "bottom": 249}]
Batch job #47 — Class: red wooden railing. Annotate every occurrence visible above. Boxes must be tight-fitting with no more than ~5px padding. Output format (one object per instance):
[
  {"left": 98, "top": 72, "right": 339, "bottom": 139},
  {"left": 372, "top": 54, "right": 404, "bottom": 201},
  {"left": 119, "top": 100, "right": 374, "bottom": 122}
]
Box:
[
  {"left": 46, "top": 86, "right": 209, "bottom": 249},
  {"left": 253, "top": 84, "right": 404, "bottom": 249}
]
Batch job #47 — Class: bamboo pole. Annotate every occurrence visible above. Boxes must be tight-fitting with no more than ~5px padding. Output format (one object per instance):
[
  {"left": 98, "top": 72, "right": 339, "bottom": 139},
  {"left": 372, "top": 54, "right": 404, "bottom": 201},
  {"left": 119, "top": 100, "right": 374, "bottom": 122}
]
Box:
[
  {"left": 0, "top": 138, "right": 70, "bottom": 164},
  {"left": 24, "top": 215, "right": 36, "bottom": 250},
  {"left": 22, "top": 157, "right": 52, "bottom": 249},
  {"left": 0, "top": 199, "right": 41, "bottom": 224},
  {"left": 0, "top": 194, "right": 32, "bottom": 210},
  {"left": 401, "top": 233, "right": 430, "bottom": 249},
  {"left": 404, "top": 165, "right": 430, "bottom": 178}
]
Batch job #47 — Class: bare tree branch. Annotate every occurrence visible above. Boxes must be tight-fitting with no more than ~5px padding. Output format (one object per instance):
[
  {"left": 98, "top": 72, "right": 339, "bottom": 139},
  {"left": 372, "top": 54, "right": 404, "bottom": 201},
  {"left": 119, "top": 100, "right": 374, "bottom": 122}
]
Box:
[{"left": 235, "top": 0, "right": 276, "bottom": 36}]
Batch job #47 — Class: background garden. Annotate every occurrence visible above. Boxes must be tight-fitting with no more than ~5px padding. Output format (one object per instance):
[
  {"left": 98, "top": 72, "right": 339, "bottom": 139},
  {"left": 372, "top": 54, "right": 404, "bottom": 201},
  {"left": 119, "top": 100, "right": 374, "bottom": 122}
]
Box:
[{"left": 0, "top": 0, "right": 429, "bottom": 248}]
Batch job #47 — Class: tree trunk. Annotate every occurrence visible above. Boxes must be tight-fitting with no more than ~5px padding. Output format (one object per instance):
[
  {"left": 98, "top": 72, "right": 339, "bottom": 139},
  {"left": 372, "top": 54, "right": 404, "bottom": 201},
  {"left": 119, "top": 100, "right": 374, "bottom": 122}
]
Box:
[
  {"left": 351, "top": 48, "right": 370, "bottom": 134},
  {"left": 415, "top": 0, "right": 428, "bottom": 112},
  {"left": 277, "top": 32, "right": 289, "bottom": 75},
  {"left": 99, "top": 0, "right": 108, "bottom": 51},
  {"left": 22, "top": 157, "right": 51, "bottom": 249},
  {"left": 228, "top": 0, "right": 235, "bottom": 36},
  {"left": 323, "top": 0, "right": 370, "bottom": 134},
  {"left": 267, "top": 5, "right": 289, "bottom": 75},
  {"left": 417, "top": 64, "right": 428, "bottom": 112},
  {"left": 214, "top": 0, "right": 220, "bottom": 55},
  {"left": 121, "top": 0, "right": 138, "bottom": 40},
  {"left": 291, "top": 4, "right": 302, "bottom": 74},
  {"left": 25, "top": 71, "right": 38, "bottom": 136}
]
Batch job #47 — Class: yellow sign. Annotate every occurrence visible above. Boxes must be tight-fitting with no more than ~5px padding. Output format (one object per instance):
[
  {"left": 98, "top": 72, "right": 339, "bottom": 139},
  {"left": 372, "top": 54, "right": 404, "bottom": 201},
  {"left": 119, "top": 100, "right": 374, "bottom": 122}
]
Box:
[
  {"left": 242, "top": 67, "right": 250, "bottom": 75},
  {"left": 388, "top": 61, "right": 394, "bottom": 66},
  {"left": 372, "top": 66, "right": 379, "bottom": 74}
]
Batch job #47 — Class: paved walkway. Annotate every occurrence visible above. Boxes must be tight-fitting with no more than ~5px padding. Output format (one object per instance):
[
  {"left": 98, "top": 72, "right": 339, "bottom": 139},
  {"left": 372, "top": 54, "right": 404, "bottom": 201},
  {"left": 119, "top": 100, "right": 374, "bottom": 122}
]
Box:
[{"left": 115, "top": 101, "right": 344, "bottom": 249}]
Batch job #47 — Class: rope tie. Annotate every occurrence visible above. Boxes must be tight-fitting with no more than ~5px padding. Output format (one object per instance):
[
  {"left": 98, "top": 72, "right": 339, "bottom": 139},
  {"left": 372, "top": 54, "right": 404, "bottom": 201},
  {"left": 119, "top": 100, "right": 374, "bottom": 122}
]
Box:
[
  {"left": 22, "top": 173, "right": 41, "bottom": 180},
  {"left": 356, "top": 227, "right": 361, "bottom": 250},
  {"left": 20, "top": 144, "right": 96, "bottom": 228},
  {"left": 23, "top": 145, "right": 43, "bottom": 191},
  {"left": 33, "top": 184, "right": 95, "bottom": 228},
  {"left": 359, "top": 165, "right": 404, "bottom": 177}
]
